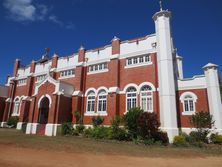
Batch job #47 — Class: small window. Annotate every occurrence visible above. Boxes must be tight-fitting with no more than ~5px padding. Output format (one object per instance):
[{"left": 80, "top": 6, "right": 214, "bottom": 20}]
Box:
[
  {"left": 180, "top": 92, "right": 197, "bottom": 115},
  {"left": 60, "top": 69, "right": 75, "bottom": 78},
  {"left": 86, "top": 91, "right": 96, "bottom": 112},
  {"left": 126, "top": 87, "right": 137, "bottom": 111}
]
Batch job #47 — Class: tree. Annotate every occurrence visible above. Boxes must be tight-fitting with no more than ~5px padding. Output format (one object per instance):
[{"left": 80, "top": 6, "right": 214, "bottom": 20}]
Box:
[{"left": 190, "top": 111, "right": 214, "bottom": 143}]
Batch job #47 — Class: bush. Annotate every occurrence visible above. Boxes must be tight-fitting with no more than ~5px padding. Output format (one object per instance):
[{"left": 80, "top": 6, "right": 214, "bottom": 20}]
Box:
[
  {"left": 61, "top": 122, "right": 73, "bottom": 135},
  {"left": 92, "top": 116, "right": 104, "bottom": 127},
  {"left": 190, "top": 111, "right": 214, "bottom": 143},
  {"left": 210, "top": 133, "right": 222, "bottom": 144},
  {"left": 137, "top": 112, "right": 160, "bottom": 140},
  {"left": 173, "top": 135, "right": 187, "bottom": 146},
  {"left": 123, "top": 107, "right": 143, "bottom": 138},
  {"left": 7, "top": 116, "right": 19, "bottom": 128},
  {"left": 73, "top": 110, "right": 82, "bottom": 124},
  {"left": 76, "top": 124, "right": 85, "bottom": 134},
  {"left": 153, "top": 131, "right": 169, "bottom": 145},
  {"left": 90, "top": 126, "right": 110, "bottom": 139},
  {"left": 83, "top": 128, "right": 93, "bottom": 138},
  {"left": 187, "top": 131, "right": 208, "bottom": 144}
]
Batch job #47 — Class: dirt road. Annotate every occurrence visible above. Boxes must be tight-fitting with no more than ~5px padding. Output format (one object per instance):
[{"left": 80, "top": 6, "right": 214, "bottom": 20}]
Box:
[{"left": 0, "top": 145, "right": 222, "bottom": 167}]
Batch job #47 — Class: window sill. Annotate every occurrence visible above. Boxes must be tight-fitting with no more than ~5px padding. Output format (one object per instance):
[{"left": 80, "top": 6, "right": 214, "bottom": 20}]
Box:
[
  {"left": 84, "top": 112, "right": 108, "bottom": 116},
  {"left": 87, "top": 69, "right": 109, "bottom": 75},
  {"left": 58, "top": 75, "right": 75, "bottom": 80},
  {"left": 182, "top": 111, "right": 195, "bottom": 116},
  {"left": 124, "top": 62, "right": 152, "bottom": 69},
  {"left": 11, "top": 113, "right": 20, "bottom": 117}
]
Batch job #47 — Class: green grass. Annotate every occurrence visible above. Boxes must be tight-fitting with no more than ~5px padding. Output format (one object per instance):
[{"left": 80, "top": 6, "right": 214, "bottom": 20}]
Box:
[{"left": 0, "top": 128, "right": 222, "bottom": 158}]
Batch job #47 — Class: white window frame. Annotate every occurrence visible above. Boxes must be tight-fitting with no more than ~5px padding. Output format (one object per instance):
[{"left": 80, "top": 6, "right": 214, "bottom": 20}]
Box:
[
  {"left": 140, "top": 85, "right": 153, "bottom": 112},
  {"left": 180, "top": 92, "right": 197, "bottom": 116},
  {"left": 12, "top": 97, "right": 22, "bottom": 116},
  {"left": 126, "top": 87, "right": 137, "bottom": 112},
  {"left": 86, "top": 91, "right": 96, "bottom": 113},
  {"left": 36, "top": 74, "right": 47, "bottom": 83},
  {"left": 125, "top": 54, "right": 152, "bottom": 69},
  {"left": 97, "top": 90, "right": 107, "bottom": 114},
  {"left": 59, "top": 69, "right": 75, "bottom": 79},
  {"left": 17, "top": 79, "right": 27, "bottom": 86},
  {"left": 88, "top": 62, "right": 108, "bottom": 75}
]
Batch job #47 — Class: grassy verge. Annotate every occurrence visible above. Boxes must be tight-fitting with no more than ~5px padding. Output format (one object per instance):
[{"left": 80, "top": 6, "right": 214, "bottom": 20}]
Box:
[{"left": 0, "top": 128, "right": 222, "bottom": 158}]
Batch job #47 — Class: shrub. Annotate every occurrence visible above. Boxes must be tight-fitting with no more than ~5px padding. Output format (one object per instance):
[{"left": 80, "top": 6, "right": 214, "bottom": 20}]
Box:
[
  {"left": 73, "top": 110, "right": 82, "bottom": 124},
  {"left": 187, "top": 131, "right": 208, "bottom": 144},
  {"left": 61, "top": 122, "right": 73, "bottom": 135},
  {"left": 143, "top": 138, "right": 155, "bottom": 145},
  {"left": 173, "top": 135, "right": 187, "bottom": 146},
  {"left": 7, "top": 116, "right": 19, "bottom": 128},
  {"left": 111, "top": 116, "right": 122, "bottom": 130},
  {"left": 190, "top": 111, "right": 214, "bottom": 143},
  {"left": 137, "top": 112, "right": 160, "bottom": 140},
  {"left": 92, "top": 116, "right": 104, "bottom": 127},
  {"left": 76, "top": 124, "right": 85, "bottom": 134},
  {"left": 153, "top": 131, "right": 169, "bottom": 145},
  {"left": 108, "top": 127, "right": 130, "bottom": 141},
  {"left": 123, "top": 107, "right": 143, "bottom": 138},
  {"left": 210, "top": 133, "right": 222, "bottom": 144},
  {"left": 91, "top": 126, "right": 110, "bottom": 139},
  {"left": 83, "top": 128, "right": 93, "bottom": 138}
]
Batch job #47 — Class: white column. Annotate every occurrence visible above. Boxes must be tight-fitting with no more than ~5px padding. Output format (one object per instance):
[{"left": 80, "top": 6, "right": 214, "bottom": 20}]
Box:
[
  {"left": 176, "top": 55, "right": 183, "bottom": 79},
  {"left": 153, "top": 10, "right": 178, "bottom": 142},
  {"left": 203, "top": 63, "right": 222, "bottom": 131}
]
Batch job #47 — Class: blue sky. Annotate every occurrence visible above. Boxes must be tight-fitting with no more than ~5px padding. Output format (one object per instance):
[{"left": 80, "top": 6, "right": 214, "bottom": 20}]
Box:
[{"left": 0, "top": 0, "right": 221, "bottom": 84}]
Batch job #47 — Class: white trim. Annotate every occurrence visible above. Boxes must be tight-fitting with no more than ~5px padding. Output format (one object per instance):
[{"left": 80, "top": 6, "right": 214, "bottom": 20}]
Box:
[
  {"left": 84, "top": 112, "right": 108, "bottom": 116},
  {"left": 119, "top": 49, "right": 156, "bottom": 60},
  {"left": 122, "top": 83, "right": 139, "bottom": 94},
  {"left": 72, "top": 91, "right": 83, "bottom": 97},
  {"left": 180, "top": 92, "right": 198, "bottom": 102},
  {"left": 16, "top": 122, "right": 24, "bottom": 130},
  {"left": 108, "top": 87, "right": 119, "bottom": 93},
  {"left": 87, "top": 69, "right": 109, "bottom": 75},
  {"left": 45, "top": 124, "right": 60, "bottom": 136},
  {"left": 85, "top": 88, "right": 97, "bottom": 97},
  {"left": 138, "top": 82, "right": 156, "bottom": 91},
  {"left": 180, "top": 92, "right": 198, "bottom": 115},
  {"left": 97, "top": 86, "right": 108, "bottom": 96},
  {"left": 58, "top": 75, "right": 75, "bottom": 80},
  {"left": 38, "top": 94, "right": 52, "bottom": 108},
  {"left": 124, "top": 62, "right": 153, "bottom": 69}
]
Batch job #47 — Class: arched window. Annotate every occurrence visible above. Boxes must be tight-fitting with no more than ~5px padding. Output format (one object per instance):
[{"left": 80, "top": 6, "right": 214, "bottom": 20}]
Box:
[
  {"left": 180, "top": 92, "right": 197, "bottom": 115},
  {"left": 140, "top": 85, "right": 153, "bottom": 112},
  {"left": 126, "top": 87, "right": 137, "bottom": 111},
  {"left": 97, "top": 90, "right": 107, "bottom": 113},
  {"left": 86, "top": 91, "right": 96, "bottom": 112},
  {"left": 184, "top": 95, "right": 194, "bottom": 112},
  {"left": 12, "top": 97, "right": 21, "bottom": 116}
]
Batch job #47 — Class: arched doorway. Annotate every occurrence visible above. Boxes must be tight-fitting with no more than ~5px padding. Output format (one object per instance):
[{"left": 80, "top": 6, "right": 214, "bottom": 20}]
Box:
[{"left": 38, "top": 97, "right": 50, "bottom": 124}]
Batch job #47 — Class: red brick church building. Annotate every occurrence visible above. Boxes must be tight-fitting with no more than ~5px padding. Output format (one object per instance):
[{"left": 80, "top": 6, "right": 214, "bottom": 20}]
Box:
[{"left": 0, "top": 3, "right": 221, "bottom": 142}]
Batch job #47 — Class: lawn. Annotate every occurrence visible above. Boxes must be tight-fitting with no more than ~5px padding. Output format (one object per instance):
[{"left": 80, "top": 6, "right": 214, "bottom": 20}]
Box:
[{"left": 0, "top": 128, "right": 222, "bottom": 158}]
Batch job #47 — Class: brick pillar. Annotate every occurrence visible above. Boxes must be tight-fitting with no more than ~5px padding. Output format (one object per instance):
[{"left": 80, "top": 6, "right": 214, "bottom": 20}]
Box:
[
  {"left": 51, "top": 54, "right": 58, "bottom": 79},
  {"left": 2, "top": 102, "right": 10, "bottom": 122},
  {"left": 112, "top": 36, "right": 120, "bottom": 55},
  {"left": 13, "top": 59, "right": 21, "bottom": 77},
  {"left": 107, "top": 93, "right": 119, "bottom": 121},
  {"left": 72, "top": 95, "right": 82, "bottom": 124},
  {"left": 29, "top": 97, "right": 37, "bottom": 123},
  {"left": 48, "top": 95, "right": 58, "bottom": 124}
]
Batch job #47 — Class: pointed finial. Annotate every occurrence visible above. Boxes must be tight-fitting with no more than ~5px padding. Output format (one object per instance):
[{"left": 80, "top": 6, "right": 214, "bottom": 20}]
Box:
[{"left": 159, "top": 0, "right": 163, "bottom": 11}]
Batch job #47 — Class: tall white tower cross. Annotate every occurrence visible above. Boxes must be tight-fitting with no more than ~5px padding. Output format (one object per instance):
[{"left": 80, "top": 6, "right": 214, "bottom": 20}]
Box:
[{"left": 153, "top": 3, "right": 179, "bottom": 142}]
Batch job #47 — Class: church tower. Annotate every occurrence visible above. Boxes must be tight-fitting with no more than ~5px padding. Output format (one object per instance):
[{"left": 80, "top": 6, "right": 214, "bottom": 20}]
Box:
[{"left": 153, "top": 1, "right": 178, "bottom": 142}]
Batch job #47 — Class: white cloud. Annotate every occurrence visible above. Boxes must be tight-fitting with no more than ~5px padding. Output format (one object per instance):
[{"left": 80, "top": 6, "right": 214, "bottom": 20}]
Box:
[
  {"left": 3, "top": 0, "right": 75, "bottom": 30},
  {"left": 49, "top": 15, "right": 63, "bottom": 26},
  {"left": 3, "top": 0, "right": 48, "bottom": 21}
]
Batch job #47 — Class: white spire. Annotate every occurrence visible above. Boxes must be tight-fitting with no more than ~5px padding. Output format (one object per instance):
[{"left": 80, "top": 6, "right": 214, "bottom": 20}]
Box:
[{"left": 159, "top": 0, "right": 163, "bottom": 11}]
